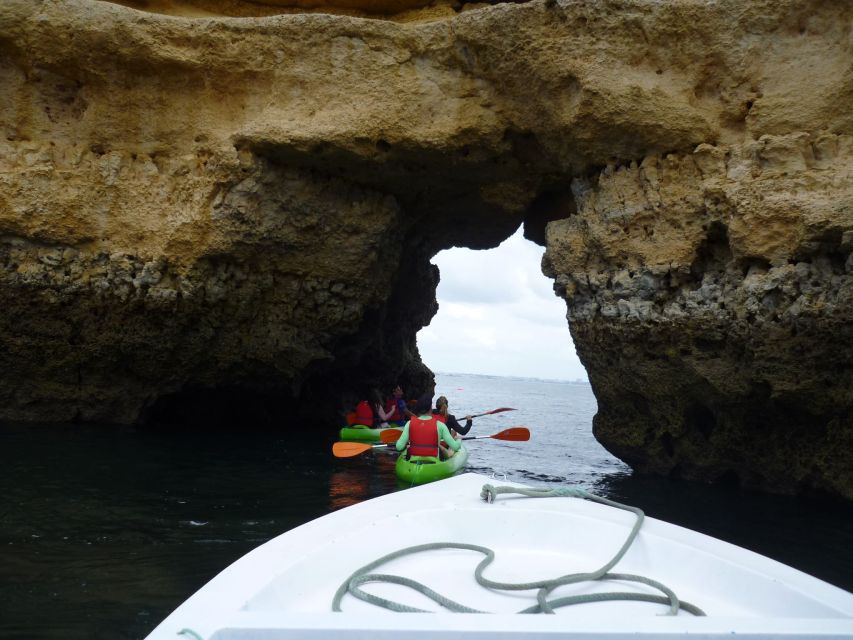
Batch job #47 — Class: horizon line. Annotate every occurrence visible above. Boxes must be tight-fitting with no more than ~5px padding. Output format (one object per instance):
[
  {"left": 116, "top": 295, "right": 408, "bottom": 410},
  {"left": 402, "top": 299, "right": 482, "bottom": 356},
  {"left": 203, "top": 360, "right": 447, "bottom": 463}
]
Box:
[{"left": 431, "top": 370, "right": 589, "bottom": 383}]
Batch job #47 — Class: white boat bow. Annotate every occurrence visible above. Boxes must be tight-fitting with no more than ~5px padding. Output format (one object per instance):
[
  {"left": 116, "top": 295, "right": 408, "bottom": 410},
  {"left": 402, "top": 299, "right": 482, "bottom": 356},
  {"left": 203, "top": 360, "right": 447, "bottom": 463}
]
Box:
[{"left": 147, "top": 473, "right": 853, "bottom": 639}]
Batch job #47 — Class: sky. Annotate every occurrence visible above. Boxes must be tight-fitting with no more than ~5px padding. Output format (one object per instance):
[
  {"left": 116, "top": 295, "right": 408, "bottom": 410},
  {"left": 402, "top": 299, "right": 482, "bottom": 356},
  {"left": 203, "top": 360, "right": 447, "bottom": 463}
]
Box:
[{"left": 417, "top": 228, "right": 588, "bottom": 381}]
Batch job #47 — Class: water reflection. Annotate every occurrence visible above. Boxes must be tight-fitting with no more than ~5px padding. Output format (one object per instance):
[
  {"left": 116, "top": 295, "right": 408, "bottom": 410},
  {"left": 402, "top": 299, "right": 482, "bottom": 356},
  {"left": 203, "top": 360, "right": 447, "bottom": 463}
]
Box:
[
  {"left": 329, "top": 469, "right": 370, "bottom": 510},
  {"left": 328, "top": 451, "right": 397, "bottom": 511}
]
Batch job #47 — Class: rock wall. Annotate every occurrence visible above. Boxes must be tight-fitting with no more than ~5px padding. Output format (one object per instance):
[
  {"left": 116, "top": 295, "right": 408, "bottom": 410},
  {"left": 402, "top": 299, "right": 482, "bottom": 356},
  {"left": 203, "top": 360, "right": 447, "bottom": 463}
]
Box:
[
  {"left": 105, "top": 0, "right": 442, "bottom": 17},
  {"left": 543, "top": 135, "right": 853, "bottom": 497},
  {"left": 0, "top": 151, "right": 422, "bottom": 423},
  {"left": 0, "top": 0, "right": 850, "bottom": 496},
  {"left": 0, "top": 0, "right": 527, "bottom": 425}
]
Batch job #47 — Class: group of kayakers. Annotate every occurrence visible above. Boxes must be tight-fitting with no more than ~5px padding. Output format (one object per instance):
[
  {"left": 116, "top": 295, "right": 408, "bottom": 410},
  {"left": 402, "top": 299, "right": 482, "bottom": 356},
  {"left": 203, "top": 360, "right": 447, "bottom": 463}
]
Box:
[
  {"left": 349, "top": 385, "right": 411, "bottom": 428},
  {"left": 348, "top": 387, "right": 473, "bottom": 461}
]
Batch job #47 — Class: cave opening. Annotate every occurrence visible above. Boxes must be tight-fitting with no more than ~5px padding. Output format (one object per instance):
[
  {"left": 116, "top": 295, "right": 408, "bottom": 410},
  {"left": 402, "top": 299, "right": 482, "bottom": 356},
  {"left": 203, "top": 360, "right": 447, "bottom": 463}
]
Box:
[
  {"left": 135, "top": 223, "right": 589, "bottom": 433},
  {"left": 417, "top": 226, "right": 587, "bottom": 383}
]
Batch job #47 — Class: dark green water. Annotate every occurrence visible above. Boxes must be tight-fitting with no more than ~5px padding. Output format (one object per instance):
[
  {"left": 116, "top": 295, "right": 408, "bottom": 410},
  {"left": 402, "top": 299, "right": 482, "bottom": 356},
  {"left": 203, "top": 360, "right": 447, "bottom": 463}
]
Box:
[{"left": 1, "top": 374, "right": 851, "bottom": 639}]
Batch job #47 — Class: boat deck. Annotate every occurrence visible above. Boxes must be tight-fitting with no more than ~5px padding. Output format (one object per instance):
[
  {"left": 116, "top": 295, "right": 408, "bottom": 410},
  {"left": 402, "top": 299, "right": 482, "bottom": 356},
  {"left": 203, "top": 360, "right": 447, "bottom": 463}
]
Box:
[{"left": 147, "top": 473, "right": 853, "bottom": 639}]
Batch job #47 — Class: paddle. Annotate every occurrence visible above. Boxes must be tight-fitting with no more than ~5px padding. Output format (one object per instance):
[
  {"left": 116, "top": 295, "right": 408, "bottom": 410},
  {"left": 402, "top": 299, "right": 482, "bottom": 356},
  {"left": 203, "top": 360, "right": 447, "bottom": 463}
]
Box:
[
  {"left": 380, "top": 428, "right": 402, "bottom": 443},
  {"left": 380, "top": 426, "right": 530, "bottom": 444},
  {"left": 470, "top": 407, "right": 516, "bottom": 418},
  {"left": 332, "top": 441, "right": 395, "bottom": 458},
  {"left": 462, "top": 427, "right": 530, "bottom": 442}
]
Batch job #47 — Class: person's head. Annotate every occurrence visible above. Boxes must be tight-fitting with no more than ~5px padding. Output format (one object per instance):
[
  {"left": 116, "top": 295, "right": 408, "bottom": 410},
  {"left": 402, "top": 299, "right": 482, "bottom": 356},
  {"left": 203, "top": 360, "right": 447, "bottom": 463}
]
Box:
[
  {"left": 392, "top": 385, "right": 403, "bottom": 399},
  {"left": 435, "top": 396, "right": 448, "bottom": 413},
  {"left": 415, "top": 393, "right": 433, "bottom": 415},
  {"left": 369, "top": 389, "right": 382, "bottom": 405}
]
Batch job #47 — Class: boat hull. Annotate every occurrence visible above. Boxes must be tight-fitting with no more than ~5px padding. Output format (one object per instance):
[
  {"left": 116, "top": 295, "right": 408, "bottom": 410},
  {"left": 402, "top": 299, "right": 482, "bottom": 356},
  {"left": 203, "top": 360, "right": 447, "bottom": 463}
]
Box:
[
  {"left": 395, "top": 442, "right": 468, "bottom": 485},
  {"left": 146, "top": 473, "right": 853, "bottom": 639}
]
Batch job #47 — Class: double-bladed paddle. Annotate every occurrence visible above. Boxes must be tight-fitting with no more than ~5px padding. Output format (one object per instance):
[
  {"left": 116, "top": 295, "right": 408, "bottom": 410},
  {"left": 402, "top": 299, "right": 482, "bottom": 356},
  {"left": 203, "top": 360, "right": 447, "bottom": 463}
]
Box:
[
  {"left": 332, "top": 441, "right": 396, "bottom": 458},
  {"left": 470, "top": 407, "right": 516, "bottom": 418},
  {"left": 379, "top": 426, "right": 530, "bottom": 444},
  {"left": 334, "top": 427, "right": 531, "bottom": 457},
  {"left": 462, "top": 427, "right": 530, "bottom": 441}
]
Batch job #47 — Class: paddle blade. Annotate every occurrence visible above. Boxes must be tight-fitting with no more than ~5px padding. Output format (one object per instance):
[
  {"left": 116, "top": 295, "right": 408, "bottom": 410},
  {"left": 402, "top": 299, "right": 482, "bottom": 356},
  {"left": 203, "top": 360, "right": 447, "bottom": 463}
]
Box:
[
  {"left": 380, "top": 428, "right": 402, "bottom": 443},
  {"left": 490, "top": 427, "right": 530, "bottom": 441},
  {"left": 332, "top": 442, "right": 374, "bottom": 458}
]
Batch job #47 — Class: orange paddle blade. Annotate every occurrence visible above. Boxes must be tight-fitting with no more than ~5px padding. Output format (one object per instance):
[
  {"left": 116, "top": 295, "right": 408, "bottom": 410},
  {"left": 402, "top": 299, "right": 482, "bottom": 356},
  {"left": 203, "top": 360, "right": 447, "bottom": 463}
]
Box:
[
  {"left": 332, "top": 442, "right": 374, "bottom": 458},
  {"left": 490, "top": 427, "right": 530, "bottom": 441},
  {"left": 380, "top": 428, "right": 403, "bottom": 443},
  {"left": 460, "top": 427, "right": 530, "bottom": 442}
]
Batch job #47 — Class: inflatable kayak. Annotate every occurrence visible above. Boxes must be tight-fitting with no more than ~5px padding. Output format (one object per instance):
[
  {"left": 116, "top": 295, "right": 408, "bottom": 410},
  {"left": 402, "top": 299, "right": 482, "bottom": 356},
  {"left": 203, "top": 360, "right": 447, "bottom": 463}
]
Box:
[
  {"left": 395, "top": 442, "right": 468, "bottom": 486},
  {"left": 339, "top": 424, "right": 400, "bottom": 442}
]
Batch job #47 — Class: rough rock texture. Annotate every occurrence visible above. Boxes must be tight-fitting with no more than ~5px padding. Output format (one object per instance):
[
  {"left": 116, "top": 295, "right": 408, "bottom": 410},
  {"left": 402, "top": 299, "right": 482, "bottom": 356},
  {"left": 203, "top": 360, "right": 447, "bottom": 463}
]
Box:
[
  {"left": 105, "top": 0, "right": 448, "bottom": 18},
  {"left": 543, "top": 135, "right": 853, "bottom": 498},
  {"left": 0, "top": 0, "right": 851, "bottom": 497}
]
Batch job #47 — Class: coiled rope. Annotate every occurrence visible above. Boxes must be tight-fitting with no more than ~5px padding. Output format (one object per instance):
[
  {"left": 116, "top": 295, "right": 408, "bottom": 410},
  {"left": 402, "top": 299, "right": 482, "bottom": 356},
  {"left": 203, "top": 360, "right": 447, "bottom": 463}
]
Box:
[{"left": 332, "top": 483, "right": 705, "bottom": 616}]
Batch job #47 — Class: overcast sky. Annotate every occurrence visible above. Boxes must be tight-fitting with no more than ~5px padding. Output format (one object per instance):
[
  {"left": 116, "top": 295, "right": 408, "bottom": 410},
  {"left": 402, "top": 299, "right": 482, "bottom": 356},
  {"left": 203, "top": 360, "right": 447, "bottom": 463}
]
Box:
[{"left": 417, "top": 228, "right": 588, "bottom": 381}]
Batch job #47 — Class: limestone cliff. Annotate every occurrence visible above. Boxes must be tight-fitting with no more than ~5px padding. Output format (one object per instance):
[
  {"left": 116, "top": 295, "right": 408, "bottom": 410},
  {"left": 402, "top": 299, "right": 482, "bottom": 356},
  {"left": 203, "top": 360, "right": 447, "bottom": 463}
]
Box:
[
  {"left": 0, "top": 0, "right": 850, "bottom": 497},
  {"left": 543, "top": 136, "right": 853, "bottom": 498}
]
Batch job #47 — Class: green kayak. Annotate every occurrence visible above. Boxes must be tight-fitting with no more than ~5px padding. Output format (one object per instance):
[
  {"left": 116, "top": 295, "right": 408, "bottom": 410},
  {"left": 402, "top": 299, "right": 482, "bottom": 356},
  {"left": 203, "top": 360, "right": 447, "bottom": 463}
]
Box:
[
  {"left": 395, "top": 442, "right": 469, "bottom": 486},
  {"left": 339, "top": 424, "right": 399, "bottom": 442}
]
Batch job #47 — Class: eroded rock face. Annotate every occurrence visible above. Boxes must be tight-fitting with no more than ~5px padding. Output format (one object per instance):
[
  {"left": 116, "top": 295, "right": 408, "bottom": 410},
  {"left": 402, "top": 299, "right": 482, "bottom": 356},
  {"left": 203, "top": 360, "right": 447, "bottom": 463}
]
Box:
[
  {"left": 105, "top": 0, "right": 442, "bottom": 17},
  {"left": 0, "top": 0, "right": 850, "bottom": 497},
  {"left": 1, "top": 0, "right": 530, "bottom": 425},
  {"left": 543, "top": 134, "right": 853, "bottom": 498},
  {"left": 0, "top": 155, "right": 421, "bottom": 423}
]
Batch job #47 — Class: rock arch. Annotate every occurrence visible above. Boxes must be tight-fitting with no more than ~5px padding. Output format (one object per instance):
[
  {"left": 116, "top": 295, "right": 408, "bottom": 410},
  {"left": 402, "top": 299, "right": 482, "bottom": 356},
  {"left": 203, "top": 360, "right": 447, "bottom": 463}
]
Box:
[{"left": 0, "top": 0, "right": 850, "bottom": 499}]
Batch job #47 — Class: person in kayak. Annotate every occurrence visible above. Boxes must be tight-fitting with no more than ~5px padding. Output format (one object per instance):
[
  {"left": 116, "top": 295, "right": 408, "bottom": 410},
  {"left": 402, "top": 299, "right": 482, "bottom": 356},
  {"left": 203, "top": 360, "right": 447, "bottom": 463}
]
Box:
[
  {"left": 432, "top": 395, "right": 472, "bottom": 459},
  {"left": 395, "top": 394, "right": 461, "bottom": 460},
  {"left": 384, "top": 385, "right": 412, "bottom": 426},
  {"left": 353, "top": 397, "right": 375, "bottom": 426},
  {"left": 353, "top": 390, "right": 390, "bottom": 427},
  {"left": 372, "top": 389, "right": 395, "bottom": 428},
  {"left": 433, "top": 396, "right": 472, "bottom": 436}
]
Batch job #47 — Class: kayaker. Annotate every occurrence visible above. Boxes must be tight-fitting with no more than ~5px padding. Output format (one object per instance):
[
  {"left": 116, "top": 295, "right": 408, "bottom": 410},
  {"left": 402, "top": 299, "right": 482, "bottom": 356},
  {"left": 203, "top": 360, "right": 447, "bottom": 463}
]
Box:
[
  {"left": 354, "top": 390, "right": 391, "bottom": 427},
  {"left": 372, "top": 389, "right": 394, "bottom": 428},
  {"left": 395, "top": 394, "right": 461, "bottom": 460},
  {"left": 353, "top": 397, "right": 375, "bottom": 427},
  {"left": 384, "top": 385, "right": 412, "bottom": 426},
  {"left": 433, "top": 396, "right": 472, "bottom": 436}
]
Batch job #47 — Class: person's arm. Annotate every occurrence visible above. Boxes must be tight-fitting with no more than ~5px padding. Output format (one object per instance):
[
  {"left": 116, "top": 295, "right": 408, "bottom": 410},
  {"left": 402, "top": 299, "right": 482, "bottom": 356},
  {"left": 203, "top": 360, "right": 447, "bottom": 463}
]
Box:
[
  {"left": 446, "top": 413, "right": 473, "bottom": 436},
  {"left": 376, "top": 403, "right": 393, "bottom": 421},
  {"left": 437, "top": 422, "right": 461, "bottom": 451},
  {"left": 398, "top": 398, "right": 414, "bottom": 419},
  {"left": 395, "top": 421, "right": 411, "bottom": 452}
]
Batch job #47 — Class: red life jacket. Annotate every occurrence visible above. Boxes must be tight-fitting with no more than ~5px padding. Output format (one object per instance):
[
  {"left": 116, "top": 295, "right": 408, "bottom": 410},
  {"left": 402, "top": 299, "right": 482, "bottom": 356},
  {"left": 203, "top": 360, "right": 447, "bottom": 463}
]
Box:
[
  {"left": 432, "top": 410, "right": 447, "bottom": 424},
  {"left": 408, "top": 415, "right": 440, "bottom": 457},
  {"left": 385, "top": 399, "right": 403, "bottom": 422},
  {"left": 354, "top": 400, "right": 374, "bottom": 426}
]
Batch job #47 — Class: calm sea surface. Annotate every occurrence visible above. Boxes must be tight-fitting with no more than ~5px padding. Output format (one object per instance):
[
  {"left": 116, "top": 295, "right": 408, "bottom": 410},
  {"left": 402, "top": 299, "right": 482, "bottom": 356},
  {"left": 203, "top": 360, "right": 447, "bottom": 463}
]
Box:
[{"left": 2, "top": 372, "right": 851, "bottom": 639}]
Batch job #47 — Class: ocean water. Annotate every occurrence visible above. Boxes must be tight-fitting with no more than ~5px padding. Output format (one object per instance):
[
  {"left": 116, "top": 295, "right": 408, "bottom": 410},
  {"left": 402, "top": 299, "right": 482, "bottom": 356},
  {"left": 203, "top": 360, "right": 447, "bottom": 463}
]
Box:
[
  {"left": 431, "top": 373, "right": 624, "bottom": 486},
  {"left": 1, "top": 372, "right": 851, "bottom": 639}
]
